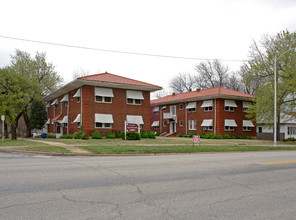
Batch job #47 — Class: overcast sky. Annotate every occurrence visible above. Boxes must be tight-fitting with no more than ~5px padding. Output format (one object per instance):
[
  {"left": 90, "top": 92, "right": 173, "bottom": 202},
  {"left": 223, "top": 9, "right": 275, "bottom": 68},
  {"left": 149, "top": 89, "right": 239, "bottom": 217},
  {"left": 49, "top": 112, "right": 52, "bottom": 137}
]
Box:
[{"left": 1, "top": 0, "right": 296, "bottom": 92}]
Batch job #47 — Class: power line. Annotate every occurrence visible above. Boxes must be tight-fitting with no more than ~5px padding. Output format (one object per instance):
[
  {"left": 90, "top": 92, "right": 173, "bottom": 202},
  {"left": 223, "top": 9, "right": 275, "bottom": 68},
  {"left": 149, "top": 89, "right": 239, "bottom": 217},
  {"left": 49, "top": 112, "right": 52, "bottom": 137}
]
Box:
[{"left": 0, "top": 35, "right": 247, "bottom": 62}]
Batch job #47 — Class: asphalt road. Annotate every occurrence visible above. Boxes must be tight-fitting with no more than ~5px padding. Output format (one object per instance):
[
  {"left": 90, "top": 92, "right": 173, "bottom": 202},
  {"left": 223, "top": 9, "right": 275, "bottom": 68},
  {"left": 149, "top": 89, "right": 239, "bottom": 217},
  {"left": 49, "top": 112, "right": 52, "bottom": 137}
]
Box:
[{"left": 1, "top": 151, "right": 296, "bottom": 220}]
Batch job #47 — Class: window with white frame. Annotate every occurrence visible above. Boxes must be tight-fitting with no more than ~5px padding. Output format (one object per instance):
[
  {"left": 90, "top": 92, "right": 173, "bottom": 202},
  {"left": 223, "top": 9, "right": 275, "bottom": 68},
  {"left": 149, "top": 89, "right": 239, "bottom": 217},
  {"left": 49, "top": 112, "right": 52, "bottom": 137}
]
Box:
[
  {"left": 201, "top": 119, "right": 213, "bottom": 131},
  {"left": 224, "top": 119, "right": 237, "bottom": 131},
  {"left": 203, "top": 126, "right": 213, "bottom": 131},
  {"left": 187, "top": 102, "right": 196, "bottom": 113},
  {"left": 179, "top": 104, "right": 183, "bottom": 110},
  {"left": 225, "top": 126, "right": 234, "bottom": 131},
  {"left": 162, "top": 106, "right": 167, "bottom": 111},
  {"left": 179, "top": 120, "right": 183, "bottom": 127},
  {"left": 224, "top": 100, "right": 237, "bottom": 112},
  {"left": 201, "top": 100, "right": 213, "bottom": 112},
  {"left": 77, "top": 97, "right": 81, "bottom": 103},
  {"left": 95, "top": 114, "right": 113, "bottom": 129},
  {"left": 243, "top": 101, "right": 252, "bottom": 112},
  {"left": 243, "top": 120, "right": 254, "bottom": 131},
  {"left": 163, "top": 121, "right": 167, "bottom": 127},
  {"left": 95, "top": 88, "right": 113, "bottom": 103},
  {"left": 126, "top": 90, "right": 144, "bottom": 105},
  {"left": 243, "top": 126, "right": 251, "bottom": 131},
  {"left": 95, "top": 122, "right": 112, "bottom": 128},
  {"left": 288, "top": 127, "right": 296, "bottom": 135},
  {"left": 188, "top": 120, "right": 196, "bottom": 130}
]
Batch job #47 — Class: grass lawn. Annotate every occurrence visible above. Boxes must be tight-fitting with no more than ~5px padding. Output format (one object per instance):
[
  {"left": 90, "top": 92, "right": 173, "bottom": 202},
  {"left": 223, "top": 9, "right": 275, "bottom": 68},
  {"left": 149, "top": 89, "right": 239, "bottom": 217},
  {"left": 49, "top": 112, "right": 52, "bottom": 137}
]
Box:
[{"left": 1, "top": 137, "right": 296, "bottom": 154}]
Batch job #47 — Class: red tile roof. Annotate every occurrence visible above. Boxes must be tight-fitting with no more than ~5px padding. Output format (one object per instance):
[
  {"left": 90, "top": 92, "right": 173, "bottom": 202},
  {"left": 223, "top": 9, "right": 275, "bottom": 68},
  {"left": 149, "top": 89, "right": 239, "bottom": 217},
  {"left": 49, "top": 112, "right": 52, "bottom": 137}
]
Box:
[
  {"left": 78, "top": 72, "right": 162, "bottom": 89},
  {"left": 52, "top": 114, "right": 63, "bottom": 121},
  {"left": 151, "top": 87, "right": 254, "bottom": 104}
]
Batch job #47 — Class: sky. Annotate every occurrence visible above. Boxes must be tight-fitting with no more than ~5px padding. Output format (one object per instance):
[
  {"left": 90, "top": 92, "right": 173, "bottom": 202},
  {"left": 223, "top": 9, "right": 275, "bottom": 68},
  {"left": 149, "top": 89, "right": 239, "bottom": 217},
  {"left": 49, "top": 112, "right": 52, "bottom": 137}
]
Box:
[{"left": 1, "top": 0, "right": 296, "bottom": 94}]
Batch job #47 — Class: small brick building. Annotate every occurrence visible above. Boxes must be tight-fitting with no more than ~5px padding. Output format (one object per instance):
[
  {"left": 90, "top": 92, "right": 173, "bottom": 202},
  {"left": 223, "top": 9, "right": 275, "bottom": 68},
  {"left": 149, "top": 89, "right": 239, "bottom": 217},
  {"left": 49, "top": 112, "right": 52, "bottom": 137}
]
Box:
[
  {"left": 150, "top": 87, "right": 256, "bottom": 137},
  {"left": 44, "top": 72, "right": 162, "bottom": 137}
]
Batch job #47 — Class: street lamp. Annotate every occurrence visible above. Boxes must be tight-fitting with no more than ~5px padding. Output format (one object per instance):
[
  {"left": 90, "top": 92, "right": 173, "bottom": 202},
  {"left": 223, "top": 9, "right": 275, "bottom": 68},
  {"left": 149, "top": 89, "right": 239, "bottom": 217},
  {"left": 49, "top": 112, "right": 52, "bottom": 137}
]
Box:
[{"left": 273, "top": 47, "right": 296, "bottom": 147}]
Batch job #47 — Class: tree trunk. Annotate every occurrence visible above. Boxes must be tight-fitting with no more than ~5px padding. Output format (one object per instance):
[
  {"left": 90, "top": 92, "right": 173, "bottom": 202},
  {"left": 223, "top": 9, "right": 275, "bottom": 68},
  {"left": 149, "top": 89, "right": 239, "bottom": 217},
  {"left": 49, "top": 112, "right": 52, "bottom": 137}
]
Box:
[
  {"left": 4, "top": 122, "right": 8, "bottom": 138},
  {"left": 11, "top": 124, "right": 17, "bottom": 140},
  {"left": 23, "top": 112, "right": 31, "bottom": 138},
  {"left": 276, "top": 114, "right": 281, "bottom": 141}
]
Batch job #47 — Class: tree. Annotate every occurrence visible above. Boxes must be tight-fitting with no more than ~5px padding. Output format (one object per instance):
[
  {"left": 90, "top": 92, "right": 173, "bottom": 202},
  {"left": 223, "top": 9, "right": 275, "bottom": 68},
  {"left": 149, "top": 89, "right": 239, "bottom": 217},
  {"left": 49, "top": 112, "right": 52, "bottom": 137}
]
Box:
[
  {"left": 194, "top": 59, "right": 230, "bottom": 89},
  {"left": 169, "top": 73, "right": 196, "bottom": 93},
  {"left": 0, "top": 50, "right": 63, "bottom": 139},
  {"left": 242, "top": 30, "right": 296, "bottom": 140},
  {"left": 29, "top": 100, "right": 47, "bottom": 130},
  {"left": 72, "top": 67, "right": 90, "bottom": 79}
]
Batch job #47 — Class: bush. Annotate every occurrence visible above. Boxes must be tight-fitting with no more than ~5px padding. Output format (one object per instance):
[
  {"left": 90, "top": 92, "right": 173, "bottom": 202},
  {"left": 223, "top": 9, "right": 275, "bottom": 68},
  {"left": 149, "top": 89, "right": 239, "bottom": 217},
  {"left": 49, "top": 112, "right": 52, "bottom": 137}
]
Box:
[
  {"left": 140, "top": 131, "right": 149, "bottom": 138},
  {"left": 115, "top": 131, "right": 125, "bottom": 139},
  {"left": 80, "top": 133, "right": 89, "bottom": 140},
  {"left": 92, "top": 131, "right": 102, "bottom": 139},
  {"left": 106, "top": 132, "right": 116, "bottom": 139},
  {"left": 178, "top": 134, "right": 184, "bottom": 137},
  {"left": 60, "top": 134, "right": 74, "bottom": 139},
  {"left": 73, "top": 131, "right": 89, "bottom": 139},
  {"left": 148, "top": 131, "right": 156, "bottom": 139},
  {"left": 46, "top": 134, "right": 56, "bottom": 138},
  {"left": 125, "top": 131, "right": 141, "bottom": 140}
]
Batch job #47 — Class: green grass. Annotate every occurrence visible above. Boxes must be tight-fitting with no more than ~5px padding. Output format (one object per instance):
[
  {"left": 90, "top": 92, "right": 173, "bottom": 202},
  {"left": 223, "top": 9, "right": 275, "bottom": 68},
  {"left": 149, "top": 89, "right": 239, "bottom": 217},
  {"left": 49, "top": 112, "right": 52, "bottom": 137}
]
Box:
[
  {"left": 18, "top": 146, "right": 71, "bottom": 153},
  {"left": 0, "top": 140, "right": 48, "bottom": 147},
  {"left": 79, "top": 144, "right": 296, "bottom": 154}
]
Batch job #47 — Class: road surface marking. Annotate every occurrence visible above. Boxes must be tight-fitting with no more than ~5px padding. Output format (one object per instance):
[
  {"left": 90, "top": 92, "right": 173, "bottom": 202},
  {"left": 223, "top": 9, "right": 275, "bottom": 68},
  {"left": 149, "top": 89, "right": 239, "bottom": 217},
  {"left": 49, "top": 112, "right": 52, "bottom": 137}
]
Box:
[{"left": 258, "top": 160, "right": 296, "bottom": 165}]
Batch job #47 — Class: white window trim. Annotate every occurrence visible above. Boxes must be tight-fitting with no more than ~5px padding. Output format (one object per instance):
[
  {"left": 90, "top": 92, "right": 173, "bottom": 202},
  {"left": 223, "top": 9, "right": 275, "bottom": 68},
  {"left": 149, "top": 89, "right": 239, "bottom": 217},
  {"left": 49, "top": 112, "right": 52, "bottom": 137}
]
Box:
[
  {"left": 127, "top": 98, "right": 142, "bottom": 105},
  {"left": 243, "top": 126, "right": 252, "bottom": 131},
  {"left": 95, "top": 122, "right": 112, "bottom": 129},
  {"left": 203, "top": 126, "right": 213, "bottom": 131},
  {"left": 95, "top": 96, "right": 112, "bottom": 103},
  {"left": 188, "top": 120, "right": 196, "bottom": 130},
  {"left": 225, "top": 106, "right": 235, "bottom": 112},
  {"left": 225, "top": 126, "right": 235, "bottom": 131},
  {"left": 188, "top": 108, "right": 196, "bottom": 113},
  {"left": 204, "top": 106, "right": 213, "bottom": 112},
  {"left": 179, "top": 104, "right": 183, "bottom": 110},
  {"left": 179, "top": 120, "right": 183, "bottom": 127}
]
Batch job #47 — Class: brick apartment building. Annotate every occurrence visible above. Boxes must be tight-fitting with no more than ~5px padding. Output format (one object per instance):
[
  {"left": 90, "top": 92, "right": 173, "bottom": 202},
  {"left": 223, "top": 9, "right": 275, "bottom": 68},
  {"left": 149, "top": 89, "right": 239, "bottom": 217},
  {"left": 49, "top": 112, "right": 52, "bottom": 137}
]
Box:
[
  {"left": 150, "top": 87, "right": 256, "bottom": 137},
  {"left": 44, "top": 72, "right": 162, "bottom": 137}
]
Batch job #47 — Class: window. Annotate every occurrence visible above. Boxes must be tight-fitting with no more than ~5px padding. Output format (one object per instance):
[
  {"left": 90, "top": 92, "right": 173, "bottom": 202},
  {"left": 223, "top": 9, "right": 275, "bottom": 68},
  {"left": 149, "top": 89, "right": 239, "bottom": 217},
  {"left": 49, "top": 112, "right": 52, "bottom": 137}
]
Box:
[
  {"left": 71, "top": 92, "right": 74, "bottom": 100},
  {"left": 179, "top": 104, "right": 183, "bottom": 110},
  {"left": 163, "top": 121, "right": 167, "bottom": 127},
  {"left": 203, "top": 126, "right": 213, "bottom": 131},
  {"left": 54, "top": 104, "right": 58, "bottom": 110},
  {"left": 64, "top": 102, "right": 68, "bottom": 107},
  {"left": 243, "top": 126, "right": 251, "bottom": 131},
  {"left": 225, "top": 126, "right": 234, "bottom": 131},
  {"left": 71, "top": 115, "right": 73, "bottom": 123},
  {"left": 77, "top": 97, "right": 80, "bottom": 103},
  {"left": 204, "top": 106, "right": 213, "bottom": 112},
  {"left": 225, "top": 106, "right": 234, "bottom": 112},
  {"left": 288, "top": 127, "right": 296, "bottom": 135},
  {"left": 170, "top": 106, "right": 176, "bottom": 115},
  {"left": 95, "top": 123, "right": 112, "bottom": 128},
  {"left": 188, "top": 120, "right": 196, "bottom": 130},
  {"left": 162, "top": 106, "right": 166, "bottom": 111},
  {"left": 96, "top": 96, "right": 112, "bottom": 103},
  {"left": 188, "top": 108, "right": 196, "bottom": 113},
  {"left": 179, "top": 120, "right": 183, "bottom": 127},
  {"left": 127, "top": 98, "right": 142, "bottom": 105},
  {"left": 77, "top": 122, "right": 80, "bottom": 128},
  {"left": 154, "top": 126, "right": 159, "bottom": 130},
  {"left": 258, "top": 127, "right": 263, "bottom": 133}
]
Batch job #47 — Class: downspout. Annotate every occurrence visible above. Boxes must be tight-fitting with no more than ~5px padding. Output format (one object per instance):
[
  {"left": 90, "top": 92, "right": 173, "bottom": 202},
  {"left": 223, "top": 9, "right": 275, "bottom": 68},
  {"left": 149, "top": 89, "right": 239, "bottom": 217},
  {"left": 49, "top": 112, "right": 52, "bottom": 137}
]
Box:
[
  {"left": 160, "top": 106, "right": 162, "bottom": 133},
  {"left": 214, "top": 99, "right": 217, "bottom": 134},
  {"left": 53, "top": 103, "right": 56, "bottom": 135},
  {"left": 80, "top": 86, "right": 83, "bottom": 130},
  {"left": 67, "top": 94, "right": 69, "bottom": 135},
  {"left": 185, "top": 102, "right": 188, "bottom": 135}
]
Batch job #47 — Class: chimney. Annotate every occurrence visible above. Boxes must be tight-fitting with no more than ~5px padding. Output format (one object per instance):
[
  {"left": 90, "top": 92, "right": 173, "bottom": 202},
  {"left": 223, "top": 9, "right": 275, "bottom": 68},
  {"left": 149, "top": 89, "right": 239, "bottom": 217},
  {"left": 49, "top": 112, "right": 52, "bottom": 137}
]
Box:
[
  {"left": 172, "top": 93, "right": 175, "bottom": 96},
  {"left": 196, "top": 89, "right": 200, "bottom": 92}
]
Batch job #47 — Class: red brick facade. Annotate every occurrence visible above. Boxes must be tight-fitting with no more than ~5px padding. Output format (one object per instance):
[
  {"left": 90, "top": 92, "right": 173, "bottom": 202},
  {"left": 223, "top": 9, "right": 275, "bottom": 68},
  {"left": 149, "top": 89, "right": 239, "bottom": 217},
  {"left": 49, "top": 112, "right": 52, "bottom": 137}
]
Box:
[
  {"left": 150, "top": 88, "right": 256, "bottom": 137},
  {"left": 45, "top": 73, "right": 161, "bottom": 137}
]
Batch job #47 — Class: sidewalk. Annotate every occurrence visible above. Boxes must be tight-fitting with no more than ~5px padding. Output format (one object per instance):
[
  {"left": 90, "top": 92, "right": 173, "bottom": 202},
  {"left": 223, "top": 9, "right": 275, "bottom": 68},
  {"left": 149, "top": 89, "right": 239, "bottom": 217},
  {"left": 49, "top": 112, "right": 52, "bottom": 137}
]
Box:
[{"left": 23, "top": 139, "right": 90, "bottom": 154}]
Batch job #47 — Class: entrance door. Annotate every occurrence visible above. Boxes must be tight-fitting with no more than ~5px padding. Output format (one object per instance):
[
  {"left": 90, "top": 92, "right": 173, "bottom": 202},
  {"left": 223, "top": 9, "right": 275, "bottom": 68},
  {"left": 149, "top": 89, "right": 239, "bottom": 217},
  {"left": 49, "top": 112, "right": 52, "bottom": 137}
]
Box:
[{"left": 170, "top": 121, "right": 176, "bottom": 133}]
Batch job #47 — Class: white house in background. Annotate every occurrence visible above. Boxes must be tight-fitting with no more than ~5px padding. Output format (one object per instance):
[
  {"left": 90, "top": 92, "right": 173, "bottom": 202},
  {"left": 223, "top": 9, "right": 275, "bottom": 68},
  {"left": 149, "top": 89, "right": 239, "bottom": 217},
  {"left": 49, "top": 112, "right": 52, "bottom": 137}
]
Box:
[{"left": 257, "top": 113, "right": 296, "bottom": 140}]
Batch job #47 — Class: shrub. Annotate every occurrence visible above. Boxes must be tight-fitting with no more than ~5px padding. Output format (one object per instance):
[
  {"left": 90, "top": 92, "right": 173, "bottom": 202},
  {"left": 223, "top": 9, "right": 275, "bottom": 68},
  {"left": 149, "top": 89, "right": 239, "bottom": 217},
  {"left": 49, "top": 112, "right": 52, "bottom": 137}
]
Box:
[
  {"left": 148, "top": 131, "right": 156, "bottom": 139},
  {"left": 125, "top": 131, "right": 141, "bottom": 140},
  {"left": 140, "top": 131, "right": 149, "bottom": 138},
  {"left": 60, "top": 134, "right": 74, "bottom": 139},
  {"left": 92, "top": 131, "right": 102, "bottom": 139},
  {"left": 106, "top": 132, "right": 116, "bottom": 139},
  {"left": 178, "top": 134, "right": 184, "bottom": 137},
  {"left": 80, "top": 133, "right": 89, "bottom": 140},
  {"left": 46, "top": 134, "right": 56, "bottom": 138},
  {"left": 116, "top": 131, "right": 125, "bottom": 139},
  {"left": 73, "top": 131, "right": 88, "bottom": 139}
]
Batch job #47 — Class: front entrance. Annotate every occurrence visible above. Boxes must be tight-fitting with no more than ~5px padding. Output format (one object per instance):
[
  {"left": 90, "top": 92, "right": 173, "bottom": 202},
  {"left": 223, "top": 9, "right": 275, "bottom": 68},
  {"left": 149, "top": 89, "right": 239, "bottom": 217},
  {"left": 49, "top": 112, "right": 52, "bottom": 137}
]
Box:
[{"left": 170, "top": 121, "right": 176, "bottom": 134}]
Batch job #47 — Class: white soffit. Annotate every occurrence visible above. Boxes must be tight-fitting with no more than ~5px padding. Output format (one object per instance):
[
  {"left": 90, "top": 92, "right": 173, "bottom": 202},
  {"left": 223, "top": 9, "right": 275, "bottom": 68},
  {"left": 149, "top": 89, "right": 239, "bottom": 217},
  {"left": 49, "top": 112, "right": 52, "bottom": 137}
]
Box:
[
  {"left": 51, "top": 99, "right": 58, "bottom": 105},
  {"left": 73, "top": 89, "right": 81, "bottom": 98},
  {"left": 60, "top": 116, "right": 68, "bottom": 124},
  {"left": 225, "top": 119, "right": 237, "bottom": 127},
  {"left": 201, "top": 100, "right": 213, "bottom": 108},
  {"left": 224, "top": 100, "right": 237, "bottom": 107},
  {"left": 243, "top": 120, "right": 255, "bottom": 127},
  {"left": 95, "top": 114, "right": 114, "bottom": 123},
  {"left": 95, "top": 87, "right": 114, "bottom": 97},
  {"left": 73, "top": 114, "right": 81, "bottom": 123},
  {"left": 151, "top": 121, "right": 159, "bottom": 126},
  {"left": 152, "top": 106, "right": 160, "bottom": 112},
  {"left": 60, "top": 94, "right": 68, "bottom": 102},
  {"left": 201, "top": 119, "right": 213, "bottom": 127},
  {"left": 126, "top": 115, "right": 144, "bottom": 124},
  {"left": 126, "top": 90, "right": 144, "bottom": 100},
  {"left": 243, "top": 101, "right": 252, "bottom": 108},
  {"left": 186, "top": 102, "right": 196, "bottom": 109}
]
